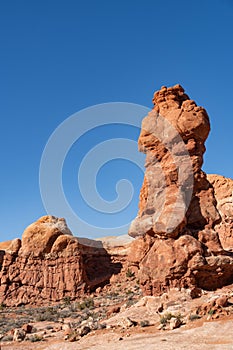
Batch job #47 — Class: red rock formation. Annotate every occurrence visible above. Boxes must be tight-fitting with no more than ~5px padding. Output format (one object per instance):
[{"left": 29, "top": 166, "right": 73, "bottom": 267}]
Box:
[
  {"left": 0, "top": 216, "right": 86, "bottom": 306},
  {"left": 0, "top": 216, "right": 127, "bottom": 306},
  {"left": 129, "top": 85, "right": 233, "bottom": 294},
  {"left": 1, "top": 86, "right": 232, "bottom": 305},
  {"left": 207, "top": 174, "right": 233, "bottom": 250}
]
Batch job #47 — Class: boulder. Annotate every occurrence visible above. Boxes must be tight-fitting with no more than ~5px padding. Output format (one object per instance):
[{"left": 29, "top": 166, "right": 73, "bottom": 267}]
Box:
[{"left": 20, "top": 215, "right": 72, "bottom": 257}]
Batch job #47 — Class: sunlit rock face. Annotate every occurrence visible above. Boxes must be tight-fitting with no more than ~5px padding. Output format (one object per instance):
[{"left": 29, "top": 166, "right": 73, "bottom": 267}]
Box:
[
  {"left": 128, "top": 84, "right": 233, "bottom": 295},
  {"left": 0, "top": 216, "right": 86, "bottom": 306},
  {"left": 207, "top": 174, "right": 233, "bottom": 250},
  {"left": 0, "top": 216, "right": 130, "bottom": 306}
]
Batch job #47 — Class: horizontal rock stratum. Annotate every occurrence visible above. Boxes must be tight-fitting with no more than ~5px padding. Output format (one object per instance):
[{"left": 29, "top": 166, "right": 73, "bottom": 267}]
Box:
[{"left": 128, "top": 84, "right": 233, "bottom": 295}]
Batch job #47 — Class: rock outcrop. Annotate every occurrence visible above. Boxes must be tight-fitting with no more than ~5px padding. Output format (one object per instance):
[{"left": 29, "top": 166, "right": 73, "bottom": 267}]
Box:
[
  {"left": 128, "top": 84, "right": 233, "bottom": 295},
  {"left": 207, "top": 174, "right": 233, "bottom": 250},
  {"left": 1, "top": 85, "right": 233, "bottom": 306},
  {"left": 0, "top": 216, "right": 129, "bottom": 306},
  {"left": 0, "top": 216, "right": 86, "bottom": 306}
]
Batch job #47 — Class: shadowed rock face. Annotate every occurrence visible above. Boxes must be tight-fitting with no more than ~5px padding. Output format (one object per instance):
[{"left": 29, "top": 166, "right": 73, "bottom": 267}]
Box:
[
  {"left": 0, "top": 216, "right": 125, "bottom": 306},
  {"left": 128, "top": 84, "right": 233, "bottom": 294}
]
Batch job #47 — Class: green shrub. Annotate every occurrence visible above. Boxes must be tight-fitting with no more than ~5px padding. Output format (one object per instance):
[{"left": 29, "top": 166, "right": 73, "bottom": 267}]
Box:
[
  {"left": 208, "top": 309, "right": 215, "bottom": 315},
  {"left": 77, "top": 297, "right": 94, "bottom": 311},
  {"left": 35, "top": 307, "right": 59, "bottom": 322},
  {"left": 160, "top": 312, "right": 183, "bottom": 325},
  {"left": 126, "top": 290, "right": 133, "bottom": 295},
  {"left": 63, "top": 296, "right": 71, "bottom": 306},
  {"left": 160, "top": 313, "right": 174, "bottom": 324},
  {"left": 0, "top": 303, "right": 6, "bottom": 310},
  {"left": 126, "top": 269, "right": 135, "bottom": 278}
]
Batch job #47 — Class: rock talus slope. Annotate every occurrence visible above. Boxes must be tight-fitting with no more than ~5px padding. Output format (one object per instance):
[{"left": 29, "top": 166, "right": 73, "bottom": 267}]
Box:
[{"left": 128, "top": 84, "right": 233, "bottom": 295}]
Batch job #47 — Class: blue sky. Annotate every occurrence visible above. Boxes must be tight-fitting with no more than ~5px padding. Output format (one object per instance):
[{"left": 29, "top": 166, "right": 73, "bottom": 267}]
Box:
[{"left": 1, "top": 0, "right": 233, "bottom": 241}]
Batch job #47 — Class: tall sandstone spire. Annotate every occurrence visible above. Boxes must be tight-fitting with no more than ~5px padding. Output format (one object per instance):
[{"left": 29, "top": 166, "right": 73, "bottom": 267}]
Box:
[{"left": 128, "top": 84, "right": 233, "bottom": 295}]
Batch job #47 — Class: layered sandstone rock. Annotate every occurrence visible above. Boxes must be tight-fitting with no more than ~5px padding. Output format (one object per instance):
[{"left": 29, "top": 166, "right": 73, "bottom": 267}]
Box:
[
  {"left": 208, "top": 174, "right": 233, "bottom": 250},
  {"left": 129, "top": 85, "right": 233, "bottom": 294},
  {"left": 0, "top": 216, "right": 86, "bottom": 306},
  {"left": 0, "top": 216, "right": 128, "bottom": 306}
]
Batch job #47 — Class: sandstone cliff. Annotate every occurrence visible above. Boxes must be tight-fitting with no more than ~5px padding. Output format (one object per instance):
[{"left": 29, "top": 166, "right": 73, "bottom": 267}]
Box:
[{"left": 0, "top": 216, "right": 130, "bottom": 306}]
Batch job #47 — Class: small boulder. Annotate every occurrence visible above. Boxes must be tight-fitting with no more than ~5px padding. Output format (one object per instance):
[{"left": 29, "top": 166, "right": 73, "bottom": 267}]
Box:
[
  {"left": 13, "top": 329, "right": 26, "bottom": 342},
  {"left": 80, "top": 326, "right": 91, "bottom": 337},
  {"left": 190, "top": 287, "right": 202, "bottom": 299},
  {"left": 63, "top": 323, "right": 72, "bottom": 335},
  {"left": 107, "top": 306, "right": 121, "bottom": 316},
  {"left": 215, "top": 295, "right": 228, "bottom": 308},
  {"left": 22, "top": 324, "right": 33, "bottom": 334},
  {"left": 157, "top": 303, "right": 164, "bottom": 313},
  {"left": 119, "top": 317, "right": 137, "bottom": 328},
  {"left": 169, "top": 317, "right": 182, "bottom": 330}
]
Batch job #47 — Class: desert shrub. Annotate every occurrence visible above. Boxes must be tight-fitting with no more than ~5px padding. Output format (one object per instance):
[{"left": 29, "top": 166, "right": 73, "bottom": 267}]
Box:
[
  {"left": 45, "top": 325, "right": 54, "bottom": 330},
  {"left": 1, "top": 334, "right": 13, "bottom": 342},
  {"left": 99, "top": 322, "right": 106, "bottom": 329},
  {"left": 77, "top": 298, "right": 94, "bottom": 311},
  {"left": 59, "top": 309, "right": 73, "bottom": 318},
  {"left": 66, "top": 330, "right": 79, "bottom": 341},
  {"left": 2, "top": 318, "right": 29, "bottom": 332},
  {"left": 126, "top": 290, "right": 133, "bottom": 295},
  {"left": 189, "top": 314, "right": 201, "bottom": 321},
  {"left": 126, "top": 298, "right": 137, "bottom": 308},
  {"left": 208, "top": 309, "right": 215, "bottom": 315},
  {"left": 69, "top": 302, "right": 79, "bottom": 312},
  {"left": 29, "top": 334, "right": 43, "bottom": 342},
  {"left": 63, "top": 296, "right": 71, "bottom": 306},
  {"left": 140, "top": 320, "right": 149, "bottom": 327},
  {"left": 160, "top": 312, "right": 183, "bottom": 325},
  {"left": 126, "top": 269, "right": 135, "bottom": 278},
  {"left": 174, "top": 313, "right": 182, "bottom": 322},
  {"left": 160, "top": 313, "right": 174, "bottom": 324},
  {"left": 35, "top": 307, "right": 59, "bottom": 322},
  {"left": 0, "top": 303, "right": 6, "bottom": 310},
  {"left": 109, "top": 292, "right": 119, "bottom": 298}
]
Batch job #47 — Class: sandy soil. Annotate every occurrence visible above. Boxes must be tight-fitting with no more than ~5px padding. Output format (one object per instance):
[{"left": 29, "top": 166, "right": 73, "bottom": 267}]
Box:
[
  {"left": 2, "top": 284, "right": 233, "bottom": 350},
  {"left": 2, "top": 317, "right": 233, "bottom": 350}
]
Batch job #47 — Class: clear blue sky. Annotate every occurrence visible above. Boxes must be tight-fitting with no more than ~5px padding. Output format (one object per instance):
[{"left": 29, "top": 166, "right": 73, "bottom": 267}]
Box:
[{"left": 1, "top": 0, "right": 233, "bottom": 241}]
